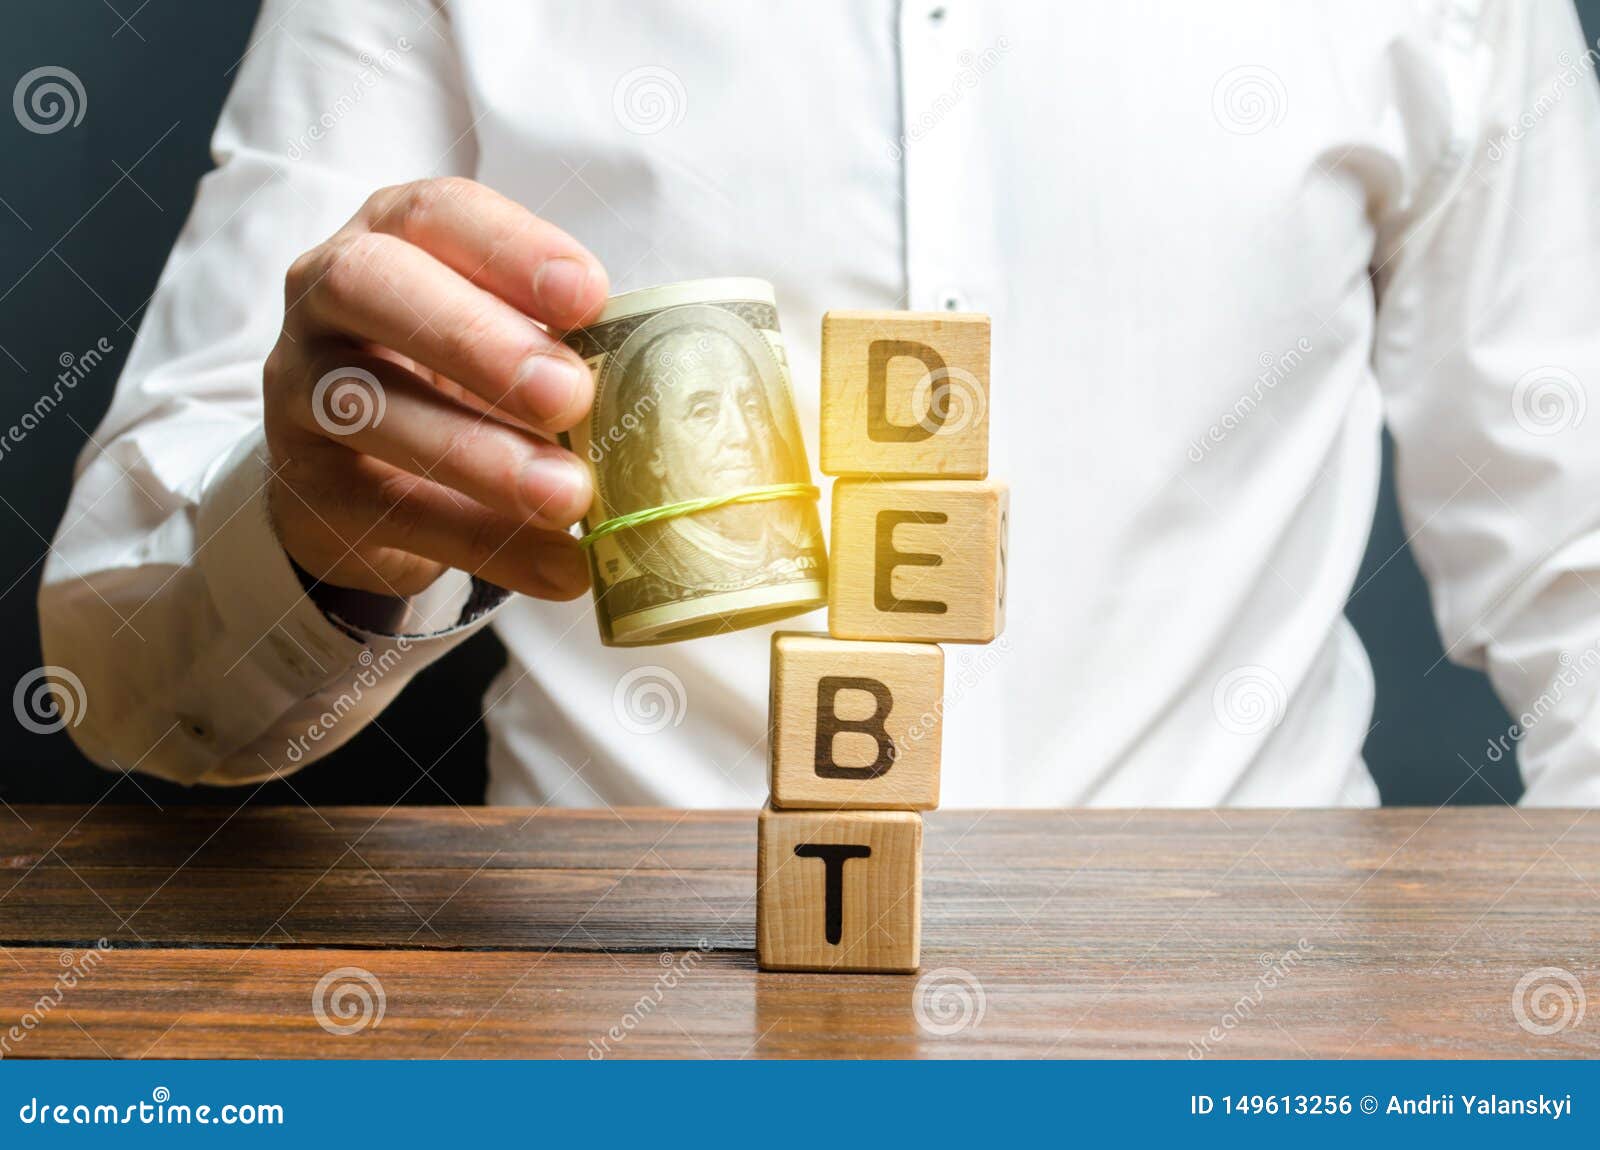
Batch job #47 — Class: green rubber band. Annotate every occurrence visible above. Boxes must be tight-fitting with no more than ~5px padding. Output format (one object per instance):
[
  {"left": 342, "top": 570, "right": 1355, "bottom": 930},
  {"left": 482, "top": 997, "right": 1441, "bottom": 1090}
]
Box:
[{"left": 577, "top": 482, "right": 820, "bottom": 549}]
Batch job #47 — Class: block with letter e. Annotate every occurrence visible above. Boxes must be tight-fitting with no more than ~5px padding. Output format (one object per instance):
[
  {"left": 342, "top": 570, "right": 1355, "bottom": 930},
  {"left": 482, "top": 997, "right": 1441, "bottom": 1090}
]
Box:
[
  {"left": 756, "top": 805, "right": 921, "bottom": 973},
  {"left": 768, "top": 632, "right": 942, "bottom": 810},
  {"left": 820, "top": 310, "right": 990, "bottom": 478},
  {"left": 828, "top": 478, "right": 1008, "bottom": 643}
]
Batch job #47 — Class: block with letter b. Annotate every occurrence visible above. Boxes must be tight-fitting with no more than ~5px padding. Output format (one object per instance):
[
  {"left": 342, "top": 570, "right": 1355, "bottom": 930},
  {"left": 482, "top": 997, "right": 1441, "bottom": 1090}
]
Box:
[
  {"left": 820, "top": 310, "right": 990, "bottom": 478},
  {"left": 828, "top": 479, "right": 1008, "bottom": 643},
  {"left": 768, "top": 633, "right": 942, "bottom": 810},
  {"left": 756, "top": 805, "right": 921, "bottom": 972}
]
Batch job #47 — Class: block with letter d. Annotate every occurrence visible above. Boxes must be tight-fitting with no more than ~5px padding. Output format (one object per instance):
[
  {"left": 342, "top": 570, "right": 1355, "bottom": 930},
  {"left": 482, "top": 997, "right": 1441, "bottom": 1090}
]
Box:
[
  {"left": 756, "top": 805, "right": 922, "bottom": 973},
  {"left": 768, "top": 632, "right": 942, "bottom": 810},
  {"left": 828, "top": 478, "right": 1008, "bottom": 643},
  {"left": 820, "top": 310, "right": 990, "bottom": 478}
]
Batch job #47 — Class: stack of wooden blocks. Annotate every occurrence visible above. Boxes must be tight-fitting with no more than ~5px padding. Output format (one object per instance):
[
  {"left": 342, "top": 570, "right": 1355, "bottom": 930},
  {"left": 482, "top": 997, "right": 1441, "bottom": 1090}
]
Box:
[{"left": 757, "top": 310, "right": 1008, "bottom": 973}]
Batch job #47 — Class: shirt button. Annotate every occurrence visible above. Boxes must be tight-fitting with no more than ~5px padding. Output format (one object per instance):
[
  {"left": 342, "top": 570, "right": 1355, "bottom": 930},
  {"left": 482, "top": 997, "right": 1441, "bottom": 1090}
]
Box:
[
  {"left": 938, "top": 289, "right": 968, "bottom": 312},
  {"left": 928, "top": 6, "right": 947, "bottom": 24}
]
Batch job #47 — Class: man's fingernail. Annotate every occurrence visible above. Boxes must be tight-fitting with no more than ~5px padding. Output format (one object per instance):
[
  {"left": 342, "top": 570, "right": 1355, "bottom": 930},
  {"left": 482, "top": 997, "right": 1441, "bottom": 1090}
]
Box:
[
  {"left": 515, "top": 353, "right": 588, "bottom": 427},
  {"left": 519, "top": 456, "right": 591, "bottom": 524},
  {"left": 534, "top": 257, "right": 594, "bottom": 316}
]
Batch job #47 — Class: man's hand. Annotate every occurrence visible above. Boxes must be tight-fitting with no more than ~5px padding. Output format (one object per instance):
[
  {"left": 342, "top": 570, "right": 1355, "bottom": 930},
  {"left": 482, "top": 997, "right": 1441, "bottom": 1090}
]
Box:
[{"left": 263, "top": 177, "right": 607, "bottom": 603}]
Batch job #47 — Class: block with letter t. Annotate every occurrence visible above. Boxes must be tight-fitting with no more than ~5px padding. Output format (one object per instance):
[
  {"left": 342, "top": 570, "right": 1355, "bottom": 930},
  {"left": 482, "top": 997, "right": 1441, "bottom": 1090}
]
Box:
[
  {"left": 819, "top": 310, "right": 990, "bottom": 478},
  {"left": 768, "top": 632, "right": 943, "bottom": 810},
  {"left": 756, "top": 805, "right": 922, "bottom": 973},
  {"left": 828, "top": 478, "right": 1008, "bottom": 643}
]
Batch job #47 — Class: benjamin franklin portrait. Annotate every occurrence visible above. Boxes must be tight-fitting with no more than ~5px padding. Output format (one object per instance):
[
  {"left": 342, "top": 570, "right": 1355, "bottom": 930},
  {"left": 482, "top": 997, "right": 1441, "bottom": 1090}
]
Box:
[{"left": 592, "top": 305, "right": 817, "bottom": 592}]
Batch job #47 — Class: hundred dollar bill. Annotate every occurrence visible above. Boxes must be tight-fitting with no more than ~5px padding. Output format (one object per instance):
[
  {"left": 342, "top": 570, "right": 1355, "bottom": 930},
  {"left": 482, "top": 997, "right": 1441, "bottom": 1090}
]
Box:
[{"left": 560, "top": 278, "right": 827, "bottom": 646}]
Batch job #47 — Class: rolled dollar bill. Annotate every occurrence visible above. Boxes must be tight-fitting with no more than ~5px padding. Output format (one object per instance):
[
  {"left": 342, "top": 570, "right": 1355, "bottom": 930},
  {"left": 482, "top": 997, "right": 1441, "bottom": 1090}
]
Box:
[{"left": 561, "top": 278, "right": 827, "bottom": 646}]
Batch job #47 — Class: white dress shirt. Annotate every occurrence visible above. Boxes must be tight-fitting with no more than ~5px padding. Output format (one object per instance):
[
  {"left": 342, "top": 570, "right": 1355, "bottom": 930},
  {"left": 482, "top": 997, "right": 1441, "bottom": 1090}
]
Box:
[{"left": 39, "top": 0, "right": 1600, "bottom": 806}]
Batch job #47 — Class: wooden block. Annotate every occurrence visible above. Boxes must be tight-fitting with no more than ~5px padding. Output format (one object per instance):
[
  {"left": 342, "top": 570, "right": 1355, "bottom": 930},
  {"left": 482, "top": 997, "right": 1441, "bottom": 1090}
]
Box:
[
  {"left": 768, "top": 633, "right": 943, "bottom": 811},
  {"left": 756, "top": 806, "right": 921, "bottom": 973},
  {"left": 828, "top": 479, "right": 1008, "bottom": 643},
  {"left": 820, "top": 310, "right": 990, "bottom": 478}
]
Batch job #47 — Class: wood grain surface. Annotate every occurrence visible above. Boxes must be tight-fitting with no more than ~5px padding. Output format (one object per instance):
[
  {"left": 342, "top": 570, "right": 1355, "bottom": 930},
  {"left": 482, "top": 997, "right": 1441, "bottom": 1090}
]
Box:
[{"left": 1, "top": 805, "right": 1597, "bottom": 1058}]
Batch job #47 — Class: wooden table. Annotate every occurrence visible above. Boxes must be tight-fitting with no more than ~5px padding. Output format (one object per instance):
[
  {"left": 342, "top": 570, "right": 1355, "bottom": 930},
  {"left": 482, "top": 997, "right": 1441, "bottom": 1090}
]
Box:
[{"left": 0, "top": 805, "right": 1596, "bottom": 1058}]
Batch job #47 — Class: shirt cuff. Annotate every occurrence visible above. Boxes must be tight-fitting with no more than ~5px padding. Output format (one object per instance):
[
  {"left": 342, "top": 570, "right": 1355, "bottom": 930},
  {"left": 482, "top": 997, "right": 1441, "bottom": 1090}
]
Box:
[
  {"left": 289, "top": 553, "right": 509, "bottom": 640},
  {"left": 179, "top": 428, "right": 508, "bottom": 778}
]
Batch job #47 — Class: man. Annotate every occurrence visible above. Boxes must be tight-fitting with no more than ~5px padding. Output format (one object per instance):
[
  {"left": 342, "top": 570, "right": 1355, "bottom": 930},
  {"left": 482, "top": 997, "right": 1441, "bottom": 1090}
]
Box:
[{"left": 38, "top": 0, "right": 1600, "bottom": 806}]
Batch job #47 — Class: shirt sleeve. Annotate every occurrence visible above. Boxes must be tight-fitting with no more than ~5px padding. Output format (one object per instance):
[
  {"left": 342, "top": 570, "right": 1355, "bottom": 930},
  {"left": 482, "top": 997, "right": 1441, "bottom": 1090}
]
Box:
[
  {"left": 36, "top": 0, "right": 509, "bottom": 786},
  {"left": 1373, "top": 0, "right": 1600, "bottom": 804}
]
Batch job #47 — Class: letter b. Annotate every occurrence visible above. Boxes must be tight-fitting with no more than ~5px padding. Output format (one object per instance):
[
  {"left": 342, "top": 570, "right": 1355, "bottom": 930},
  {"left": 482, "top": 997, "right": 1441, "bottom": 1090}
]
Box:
[{"left": 814, "top": 676, "right": 895, "bottom": 780}]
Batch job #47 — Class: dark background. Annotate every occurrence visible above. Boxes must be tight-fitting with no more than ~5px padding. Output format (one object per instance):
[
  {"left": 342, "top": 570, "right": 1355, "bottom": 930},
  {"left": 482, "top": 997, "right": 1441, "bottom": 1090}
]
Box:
[{"left": 2, "top": 1, "right": 1594, "bottom": 808}]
